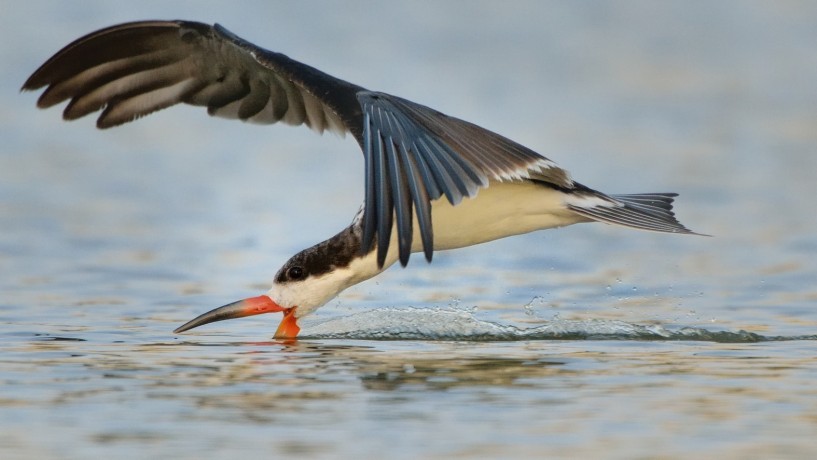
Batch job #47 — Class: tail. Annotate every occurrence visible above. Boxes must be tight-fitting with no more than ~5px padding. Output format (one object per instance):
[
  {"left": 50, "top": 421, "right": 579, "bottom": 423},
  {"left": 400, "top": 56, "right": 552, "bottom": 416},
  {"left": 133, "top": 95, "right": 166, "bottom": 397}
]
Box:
[{"left": 566, "top": 190, "right": 703, "bottom": 235}]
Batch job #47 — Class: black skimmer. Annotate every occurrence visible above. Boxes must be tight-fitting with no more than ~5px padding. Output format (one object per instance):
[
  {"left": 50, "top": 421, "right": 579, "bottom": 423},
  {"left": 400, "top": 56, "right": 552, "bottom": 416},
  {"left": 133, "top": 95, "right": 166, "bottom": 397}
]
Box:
[{"left": 23, "top": 20, "right": 700, "bottom": 339}]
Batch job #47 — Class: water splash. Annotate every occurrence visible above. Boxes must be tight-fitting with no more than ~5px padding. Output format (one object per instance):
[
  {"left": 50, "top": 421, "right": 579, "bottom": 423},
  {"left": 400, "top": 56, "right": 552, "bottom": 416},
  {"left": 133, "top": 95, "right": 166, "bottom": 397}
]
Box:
[{"left": 303, "top": 307, "right": 817, "bottom": 343}]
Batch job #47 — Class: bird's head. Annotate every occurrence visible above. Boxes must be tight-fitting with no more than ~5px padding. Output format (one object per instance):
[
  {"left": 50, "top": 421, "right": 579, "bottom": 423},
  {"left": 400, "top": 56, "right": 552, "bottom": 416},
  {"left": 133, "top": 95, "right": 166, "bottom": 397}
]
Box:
[{"left": 173, "top": 238, "right": 380, "bottom": 339}]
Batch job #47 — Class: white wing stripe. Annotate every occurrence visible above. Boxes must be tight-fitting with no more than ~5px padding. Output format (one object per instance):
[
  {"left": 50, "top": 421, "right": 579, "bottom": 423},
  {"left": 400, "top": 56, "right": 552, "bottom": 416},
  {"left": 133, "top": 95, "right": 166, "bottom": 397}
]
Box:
[{"left": 101, "top": 78, "right": 198, "bottom": 126}]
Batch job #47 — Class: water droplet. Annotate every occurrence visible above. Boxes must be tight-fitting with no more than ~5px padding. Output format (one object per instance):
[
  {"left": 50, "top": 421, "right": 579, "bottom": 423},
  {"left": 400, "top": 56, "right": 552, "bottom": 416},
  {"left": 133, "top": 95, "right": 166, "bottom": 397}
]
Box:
[{"left": 523, "top": 296, "right": 546, "bottom": 317}]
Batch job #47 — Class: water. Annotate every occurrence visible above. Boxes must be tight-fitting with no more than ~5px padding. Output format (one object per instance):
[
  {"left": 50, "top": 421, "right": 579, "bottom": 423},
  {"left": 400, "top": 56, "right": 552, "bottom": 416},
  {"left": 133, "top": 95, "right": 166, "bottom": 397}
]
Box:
[{"left": 3, "top": 1, "right": 817, "bottom": 458}]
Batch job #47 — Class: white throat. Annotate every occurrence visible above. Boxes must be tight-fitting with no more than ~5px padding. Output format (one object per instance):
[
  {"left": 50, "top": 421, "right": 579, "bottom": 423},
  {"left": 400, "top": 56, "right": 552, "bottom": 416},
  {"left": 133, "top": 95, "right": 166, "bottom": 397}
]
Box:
[{"left": 266, "top": 249, "right": 395, "bottom": 318}]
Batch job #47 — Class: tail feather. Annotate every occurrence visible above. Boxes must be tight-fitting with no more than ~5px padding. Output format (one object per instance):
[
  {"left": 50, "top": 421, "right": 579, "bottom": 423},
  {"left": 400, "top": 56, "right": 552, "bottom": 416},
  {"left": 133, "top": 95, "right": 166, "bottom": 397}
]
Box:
[{"left": 567, "top": 192, "right": 703, "bottom": 235}]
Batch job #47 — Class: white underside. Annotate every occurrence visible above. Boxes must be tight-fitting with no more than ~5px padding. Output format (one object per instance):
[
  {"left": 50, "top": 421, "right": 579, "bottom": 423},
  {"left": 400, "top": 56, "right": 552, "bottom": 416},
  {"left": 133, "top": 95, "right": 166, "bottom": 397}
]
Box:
[
  {"left": 274, "top": 180, "right": 587, "bottom": 318},
  {"left": 419, "top": 180, "right": 586, "bottom": 251}
]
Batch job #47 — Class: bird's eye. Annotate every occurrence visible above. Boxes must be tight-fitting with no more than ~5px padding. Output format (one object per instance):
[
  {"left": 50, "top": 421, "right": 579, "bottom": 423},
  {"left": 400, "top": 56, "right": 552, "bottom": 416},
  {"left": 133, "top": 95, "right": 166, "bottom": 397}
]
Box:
[{"left": 287, "top": 266, "right": 304, "bottom": 280}]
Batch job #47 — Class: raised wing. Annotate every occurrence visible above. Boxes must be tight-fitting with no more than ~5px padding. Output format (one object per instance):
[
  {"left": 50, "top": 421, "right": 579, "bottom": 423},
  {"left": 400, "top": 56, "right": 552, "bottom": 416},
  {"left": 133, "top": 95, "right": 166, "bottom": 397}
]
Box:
[
  {"left": 22, "top": 20, "right": 362, "bottom": 133},
  {"left": 23, "top": 20, "right": 575, "bottom": 267}
]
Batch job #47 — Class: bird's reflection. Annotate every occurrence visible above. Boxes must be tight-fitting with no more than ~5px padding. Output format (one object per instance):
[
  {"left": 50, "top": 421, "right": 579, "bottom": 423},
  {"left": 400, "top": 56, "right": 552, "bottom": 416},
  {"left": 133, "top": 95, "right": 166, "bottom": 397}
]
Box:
[{"left": 168, "top": 340, "right": 573, "bottom": 392}]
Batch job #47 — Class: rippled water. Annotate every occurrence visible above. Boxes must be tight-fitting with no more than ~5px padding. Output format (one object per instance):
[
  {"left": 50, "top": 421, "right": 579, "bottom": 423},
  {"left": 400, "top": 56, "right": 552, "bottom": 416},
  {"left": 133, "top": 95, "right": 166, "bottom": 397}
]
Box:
[{"left": 3, "top": 1, "right": 817, "bottom": 459}]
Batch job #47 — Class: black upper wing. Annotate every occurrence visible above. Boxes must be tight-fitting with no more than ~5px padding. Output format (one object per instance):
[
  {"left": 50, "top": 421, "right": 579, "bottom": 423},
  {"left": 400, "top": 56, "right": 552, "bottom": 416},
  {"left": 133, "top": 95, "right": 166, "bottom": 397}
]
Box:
[
  {"left": 23, "top": 20, "right": 573, "bottom": 267},
  {"left": 22, "top": 20, "right": 362, "bottom": 133}
]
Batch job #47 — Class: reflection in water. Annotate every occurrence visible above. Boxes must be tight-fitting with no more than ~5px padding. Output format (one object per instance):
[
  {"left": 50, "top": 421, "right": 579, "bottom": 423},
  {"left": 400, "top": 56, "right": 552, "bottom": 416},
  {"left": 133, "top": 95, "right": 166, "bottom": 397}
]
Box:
[
  {"left": 359, "top": 355, "right": 568, "bottom": 392},
  {"left": 4, "top": 330, "right": 817, "bottom": 457}
]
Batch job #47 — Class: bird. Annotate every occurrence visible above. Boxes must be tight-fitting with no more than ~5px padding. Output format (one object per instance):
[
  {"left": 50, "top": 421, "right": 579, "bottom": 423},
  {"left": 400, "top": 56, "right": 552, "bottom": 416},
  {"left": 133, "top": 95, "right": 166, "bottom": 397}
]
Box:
[{"left": 23, "top": 20, "right": 700, "bottom": 339}]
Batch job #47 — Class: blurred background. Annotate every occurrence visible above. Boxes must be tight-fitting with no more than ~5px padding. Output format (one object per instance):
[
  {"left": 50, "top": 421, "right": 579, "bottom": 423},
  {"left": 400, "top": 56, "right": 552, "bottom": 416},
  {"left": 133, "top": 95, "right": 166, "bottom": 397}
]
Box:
[
  {"left": 4, "top": 1, "right": 816, "bottom": 334},
  {"left": 2, "top": 1, "right": 817, "bottom": 458}
]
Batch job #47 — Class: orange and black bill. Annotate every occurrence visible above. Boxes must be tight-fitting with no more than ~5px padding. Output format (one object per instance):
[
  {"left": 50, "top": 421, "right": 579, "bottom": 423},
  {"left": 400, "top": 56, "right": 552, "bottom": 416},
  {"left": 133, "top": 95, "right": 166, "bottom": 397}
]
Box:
[{"left": 173, "top": 295, "right": 300, "bottom": 339}]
